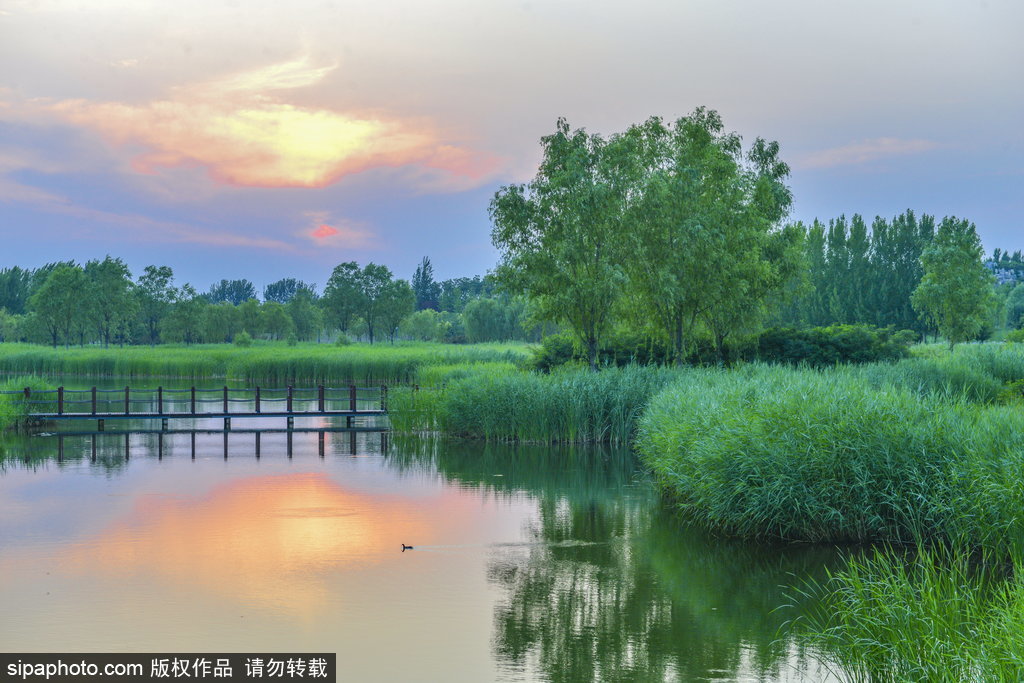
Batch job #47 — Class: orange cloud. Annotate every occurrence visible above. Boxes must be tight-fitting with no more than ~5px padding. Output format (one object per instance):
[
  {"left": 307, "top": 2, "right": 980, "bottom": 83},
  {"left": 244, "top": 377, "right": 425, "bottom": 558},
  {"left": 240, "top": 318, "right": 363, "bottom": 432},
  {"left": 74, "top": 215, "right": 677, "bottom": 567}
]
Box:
[{"left": 46, "top": 56, "right": 498, "bottom": 189}]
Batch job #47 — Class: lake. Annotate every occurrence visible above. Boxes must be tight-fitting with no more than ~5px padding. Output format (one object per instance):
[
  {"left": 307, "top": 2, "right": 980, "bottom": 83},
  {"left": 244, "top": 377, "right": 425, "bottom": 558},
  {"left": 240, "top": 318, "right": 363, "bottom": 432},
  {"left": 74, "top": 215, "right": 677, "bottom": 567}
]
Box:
[{"left": 0, "top": 415, "right": 843, "bottom": 681}]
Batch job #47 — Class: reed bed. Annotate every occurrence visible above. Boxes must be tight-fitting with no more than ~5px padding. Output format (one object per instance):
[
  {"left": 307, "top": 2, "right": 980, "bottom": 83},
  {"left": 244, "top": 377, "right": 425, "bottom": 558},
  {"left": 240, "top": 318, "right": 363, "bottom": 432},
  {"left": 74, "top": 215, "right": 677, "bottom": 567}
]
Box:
[
  {"left": 795, "top": 547, "right": 1024, "bottom": 682},
  {"left": 0, "top": 342, "right": 530, "bottom": 384},
  {"left": 637, "top": 364, "right": 1024, "bottom": 549},
  {"left": 390, "top": 365, "right": 679, "bottom": 443}
]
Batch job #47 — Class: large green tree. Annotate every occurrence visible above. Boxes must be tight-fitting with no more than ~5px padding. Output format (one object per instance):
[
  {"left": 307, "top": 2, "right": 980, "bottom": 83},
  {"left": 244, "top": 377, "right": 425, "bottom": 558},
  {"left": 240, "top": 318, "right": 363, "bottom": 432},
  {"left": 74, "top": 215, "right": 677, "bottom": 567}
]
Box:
[
  {"left": 911, "top": 217, "right": 996, "bottom": 348},
  {"left": 622, "top": 109, "right": 793, "bottom": 363},
  {"left": 491, "top": 118, "right": 627, "bottom": 369}
]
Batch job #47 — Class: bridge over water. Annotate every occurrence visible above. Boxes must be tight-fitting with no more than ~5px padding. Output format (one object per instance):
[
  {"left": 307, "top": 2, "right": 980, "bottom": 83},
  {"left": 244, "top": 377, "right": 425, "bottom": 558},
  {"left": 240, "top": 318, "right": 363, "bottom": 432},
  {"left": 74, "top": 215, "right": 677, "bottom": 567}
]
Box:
[{"left": 3, "top": 384, "right": 389, "bottom": 431}]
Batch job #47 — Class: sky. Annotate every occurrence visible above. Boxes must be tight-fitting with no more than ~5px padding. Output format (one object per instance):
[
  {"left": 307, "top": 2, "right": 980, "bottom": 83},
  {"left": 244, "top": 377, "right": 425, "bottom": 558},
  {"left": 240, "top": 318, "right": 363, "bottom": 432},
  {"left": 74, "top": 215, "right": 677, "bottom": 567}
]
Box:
[{"left": 0, "top": 0, "right": 1021, "bottom": 292}]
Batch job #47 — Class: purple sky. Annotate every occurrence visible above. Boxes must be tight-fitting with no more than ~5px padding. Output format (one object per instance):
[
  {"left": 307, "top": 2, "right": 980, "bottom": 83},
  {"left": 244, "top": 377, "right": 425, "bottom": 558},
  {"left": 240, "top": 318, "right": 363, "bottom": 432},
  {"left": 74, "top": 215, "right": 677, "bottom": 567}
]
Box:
[{"left": 0, "top": 0, "right": 1021, "bottom": 292}]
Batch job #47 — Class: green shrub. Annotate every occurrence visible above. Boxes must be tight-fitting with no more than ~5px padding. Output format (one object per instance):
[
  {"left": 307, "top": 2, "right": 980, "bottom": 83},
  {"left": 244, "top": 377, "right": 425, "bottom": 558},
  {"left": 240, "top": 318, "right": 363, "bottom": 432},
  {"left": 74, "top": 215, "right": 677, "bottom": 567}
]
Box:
[
  {"left": 757, "top": 325, "right": 915, "bottom": 367},
  {"left": 1006, "top": 328, "right": 1024, "bottom": 343},
  {"left": 233, "top": 330, "right": 253, "bottom": 347},
  {"left": 334, "top": 333, "right": 352, "bottom": 346}
]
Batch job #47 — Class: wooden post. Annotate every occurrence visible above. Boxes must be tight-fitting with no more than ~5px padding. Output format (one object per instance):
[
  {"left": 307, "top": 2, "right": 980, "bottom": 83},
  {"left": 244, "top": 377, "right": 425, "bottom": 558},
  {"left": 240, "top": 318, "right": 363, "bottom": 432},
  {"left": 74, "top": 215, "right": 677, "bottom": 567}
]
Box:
[
  {"left": 255, "top": 386, "right": 261, "bottom": 414},
  {"left": 124, "top": 433, "right": 130, "bottom": 460},
  {"left": 287, "top": 431, "right": 293, "bottom": 458},
  {"left": 98, "top": 418, "right": 105, "bottom": 432},
  {"left": 91, "top": 434, "right": 96, "bottom": 461},
  {"left": 318, "top": 431, "right": 325, "bottom": 458},
  {"left": 380, "top": 385, "right": 388, "bottom": 412},
  {"left": 287, "top": 415, "right": 294, "bottom": 430},
  {"left": 158, "top": 433, "right": 163, "bottom": 460},
  {"left": 91, "top": 387, "right": 97, "bottom": 415},
  {"left": 125, "top": 386, "right": 130, "bottom": 415},
  {"left": 23, "top": 386, "right": 30, "bottom": 400},
  {"left": 191, "top": 387, "right": 196, "bottom": 415},
  {"left": 57, "top": 386, "right": 64, "bottom": 415},
  {"left": 349, "top": 385, "right": 357, "bottom": 412},
  {"left": 255, "top": 432, "right": 261, "bottom": 458},
  {"left": 157, "top": 386, "right": 163, "bottom": 415},
  {"left": 318, "top": 385, "right": 325, "bottom": 412},
  {"left": 223, "top": 431, "right": 228, "bottom": 459},
  {"left": 223, "top": 386, "right": 229, "bottom": 413},
  {"left": 287, "top": 386, "right": 293, "bottom": 413},
  {"left": 191, "top": 432, "right": 196, "bottom": 460}
]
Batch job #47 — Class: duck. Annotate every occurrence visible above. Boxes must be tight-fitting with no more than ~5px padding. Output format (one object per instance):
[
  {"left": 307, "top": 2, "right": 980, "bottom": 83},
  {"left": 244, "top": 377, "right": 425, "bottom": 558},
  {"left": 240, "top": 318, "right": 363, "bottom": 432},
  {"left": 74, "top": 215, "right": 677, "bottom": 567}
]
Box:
[{"left": 401, "top": 544, "right": 414, "bottom": 552}]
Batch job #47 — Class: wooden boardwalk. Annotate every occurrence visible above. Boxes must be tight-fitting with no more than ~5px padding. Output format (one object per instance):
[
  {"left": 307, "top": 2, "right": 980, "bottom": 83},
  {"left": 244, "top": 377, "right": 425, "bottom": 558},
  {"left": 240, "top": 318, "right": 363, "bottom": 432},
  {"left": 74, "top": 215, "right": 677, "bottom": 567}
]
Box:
[{"left": 4, "top": 384, "right": 389, "bottom": 431}]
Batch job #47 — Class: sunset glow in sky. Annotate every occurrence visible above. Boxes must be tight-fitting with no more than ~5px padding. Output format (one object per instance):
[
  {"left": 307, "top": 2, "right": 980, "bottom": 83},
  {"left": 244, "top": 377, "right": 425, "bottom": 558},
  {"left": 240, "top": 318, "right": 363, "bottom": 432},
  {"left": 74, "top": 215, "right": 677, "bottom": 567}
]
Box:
[{"left": 0, "top": 0, "right": 1020, "bottom": 288}]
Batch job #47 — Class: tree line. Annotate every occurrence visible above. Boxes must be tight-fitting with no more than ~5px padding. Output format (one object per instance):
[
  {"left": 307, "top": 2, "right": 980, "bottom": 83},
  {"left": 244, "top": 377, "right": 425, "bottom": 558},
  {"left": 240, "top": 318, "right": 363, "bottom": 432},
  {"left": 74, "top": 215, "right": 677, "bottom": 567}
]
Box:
[
  {"left": 490, "top": 108, "right": 1006, "bottom": 366},
  {"left": 0, "top": 257, "right": 539, "bottom": 347}
]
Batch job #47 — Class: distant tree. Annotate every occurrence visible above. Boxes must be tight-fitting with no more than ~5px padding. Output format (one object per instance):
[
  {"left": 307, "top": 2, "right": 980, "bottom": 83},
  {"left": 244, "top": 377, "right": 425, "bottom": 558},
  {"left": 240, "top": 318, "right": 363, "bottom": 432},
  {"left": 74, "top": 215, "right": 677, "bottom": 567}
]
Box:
[
  {"left": 399, "top": 309, "right": 449, "bottom": 341},
  {"left": 911, "top": 217, "right": 997, "bottom": 349},
  {"left": 354, "top": 263, "right": 395, "bottom": 344},
  {"left": 438, "top": 275, "right": 496, "bottom": 313},
  {"left": 238, "top": 299, "right": 262, "bottom": 336},
  {"left": 411, "top": 257, "right": 441, "bottom": 310},
  {"left": 286, "top": 289, "right": 322, "bottom": 341},
  {"left": 200, "top": 302, "right": 241, "bottom": 343},
  {"left": 378, "top": 279, "right": 416, "bottom": 343},
  {"left": 85, "top": 256, "right": 137, "bottom": 347},
  {"left": 462, "top": 296, "right": 529, "bottom": 342},
  {"left": 1005, "top": 283, "right": 1024, "bottom": 330},
  {"left": 29, "top": 264, "right": 87, "bottom": 347},
  {"left": 263, "top": 278, "right": 316, "bottom": 304},
  {"left": 322, "top": 262, "right": 361, "bottom": 334},
  {"left": 161, "top": 285, "right": 204, "bottom": 345},
  {"left": 261, "top": 302, "right": 295, "bottom": 340},
  {"left": 0, "top": 266, "right": 32, "bottom": 314},
  {"left": 207, "top": 279, "right": 258, "bottom": 305},
  {"left": 136, "top": 265, "right": 176, "bottom": 346}
]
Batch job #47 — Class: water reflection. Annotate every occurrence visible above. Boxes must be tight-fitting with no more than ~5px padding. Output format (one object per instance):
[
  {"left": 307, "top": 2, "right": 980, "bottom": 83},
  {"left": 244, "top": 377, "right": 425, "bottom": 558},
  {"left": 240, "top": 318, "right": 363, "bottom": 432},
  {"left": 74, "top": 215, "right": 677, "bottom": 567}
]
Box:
[
  {"left": 389, "top": 436, "right": 841, "bottom": 682},
  {"left": 1, "top": 429, "right": 844, "bottom": 680},
  {"left": 63, "top": 472, "right": 427, "bottom": 616}
]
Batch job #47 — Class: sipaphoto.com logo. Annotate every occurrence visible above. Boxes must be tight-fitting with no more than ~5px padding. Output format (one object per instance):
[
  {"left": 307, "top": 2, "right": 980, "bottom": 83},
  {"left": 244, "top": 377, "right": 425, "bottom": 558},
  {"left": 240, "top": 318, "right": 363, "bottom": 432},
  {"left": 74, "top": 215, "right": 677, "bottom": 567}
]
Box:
[{"left": 5, "top": 658, "right": 142, "bottom": 680}]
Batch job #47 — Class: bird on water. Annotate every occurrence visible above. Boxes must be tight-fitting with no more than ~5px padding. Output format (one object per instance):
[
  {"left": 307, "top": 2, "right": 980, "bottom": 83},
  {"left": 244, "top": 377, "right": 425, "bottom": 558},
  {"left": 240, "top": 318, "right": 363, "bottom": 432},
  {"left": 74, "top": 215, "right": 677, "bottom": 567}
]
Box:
[{"left": 402, "top": 544, "right": 414, "bottom": 551}]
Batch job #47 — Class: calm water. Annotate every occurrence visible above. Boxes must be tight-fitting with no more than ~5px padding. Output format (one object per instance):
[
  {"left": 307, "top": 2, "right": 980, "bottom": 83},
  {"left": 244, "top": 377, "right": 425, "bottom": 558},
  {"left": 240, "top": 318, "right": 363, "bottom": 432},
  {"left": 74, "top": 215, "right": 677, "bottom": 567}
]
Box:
[{"left": 0, "top": 411, "right": 843, "bottom": 681}]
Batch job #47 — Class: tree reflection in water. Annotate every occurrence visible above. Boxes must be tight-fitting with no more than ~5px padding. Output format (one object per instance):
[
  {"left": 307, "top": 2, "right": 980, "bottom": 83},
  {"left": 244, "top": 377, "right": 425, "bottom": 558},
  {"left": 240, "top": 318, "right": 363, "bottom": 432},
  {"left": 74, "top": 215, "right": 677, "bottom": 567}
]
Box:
[{"left": 388, "top": 435, "right": 844, "bottom": 682}]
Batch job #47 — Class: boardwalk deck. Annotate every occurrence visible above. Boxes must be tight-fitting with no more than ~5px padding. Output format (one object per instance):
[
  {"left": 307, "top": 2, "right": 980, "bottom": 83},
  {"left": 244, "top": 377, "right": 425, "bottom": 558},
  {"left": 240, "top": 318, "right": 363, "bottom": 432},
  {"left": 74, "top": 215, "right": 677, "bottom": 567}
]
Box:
[{"left": 3, "top": 384, "right": 390, "bottom": 430}]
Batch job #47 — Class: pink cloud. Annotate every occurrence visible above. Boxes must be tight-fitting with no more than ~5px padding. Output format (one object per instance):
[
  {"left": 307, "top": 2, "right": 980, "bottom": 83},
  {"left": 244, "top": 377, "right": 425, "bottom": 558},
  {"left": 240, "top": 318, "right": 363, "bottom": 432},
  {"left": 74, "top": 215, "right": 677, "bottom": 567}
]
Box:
[
  {"left": 797, "top": 137, "right": 939, "bottom": 169},
  {"left": 312, "top": 224, "right": 339, "bottom": 239}
]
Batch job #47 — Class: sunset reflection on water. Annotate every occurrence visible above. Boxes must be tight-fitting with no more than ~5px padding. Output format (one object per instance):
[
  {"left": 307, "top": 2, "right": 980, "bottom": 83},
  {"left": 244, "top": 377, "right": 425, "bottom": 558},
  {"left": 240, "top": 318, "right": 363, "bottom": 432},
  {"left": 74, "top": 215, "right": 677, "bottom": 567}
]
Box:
[{"left": 63, "top": 472, "right": 432, "bottom": 616}]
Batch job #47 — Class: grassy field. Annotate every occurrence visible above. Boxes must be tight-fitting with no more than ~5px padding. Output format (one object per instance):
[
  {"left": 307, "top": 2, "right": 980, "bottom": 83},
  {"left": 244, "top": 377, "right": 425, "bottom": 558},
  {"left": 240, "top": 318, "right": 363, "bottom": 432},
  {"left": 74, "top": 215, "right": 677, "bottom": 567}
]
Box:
[{"left": 0, "top": 341, "right": 531, "bottom": 385}]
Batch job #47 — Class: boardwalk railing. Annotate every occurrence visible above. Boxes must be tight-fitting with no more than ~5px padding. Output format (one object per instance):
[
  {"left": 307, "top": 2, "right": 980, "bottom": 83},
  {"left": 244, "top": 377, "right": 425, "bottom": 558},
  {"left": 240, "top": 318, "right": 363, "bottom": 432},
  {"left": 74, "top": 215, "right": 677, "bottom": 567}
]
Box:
[{"left": 2, "top": 385, "right": 388, "bottom": 430}]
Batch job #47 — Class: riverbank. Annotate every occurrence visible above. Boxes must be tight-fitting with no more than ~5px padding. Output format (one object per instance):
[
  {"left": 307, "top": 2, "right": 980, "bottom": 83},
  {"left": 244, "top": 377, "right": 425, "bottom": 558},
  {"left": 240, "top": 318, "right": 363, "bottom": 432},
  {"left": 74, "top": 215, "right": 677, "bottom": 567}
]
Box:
[{"left": 0, "top": 342, "right": 529, "bottom": 384}]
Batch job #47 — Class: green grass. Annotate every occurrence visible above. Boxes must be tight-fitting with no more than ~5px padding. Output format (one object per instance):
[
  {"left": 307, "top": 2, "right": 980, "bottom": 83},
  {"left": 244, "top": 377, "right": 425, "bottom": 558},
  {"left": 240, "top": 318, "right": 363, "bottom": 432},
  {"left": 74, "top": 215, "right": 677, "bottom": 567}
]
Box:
[{"left": 0, "top": 341, "right": 531, "bottom": 385}]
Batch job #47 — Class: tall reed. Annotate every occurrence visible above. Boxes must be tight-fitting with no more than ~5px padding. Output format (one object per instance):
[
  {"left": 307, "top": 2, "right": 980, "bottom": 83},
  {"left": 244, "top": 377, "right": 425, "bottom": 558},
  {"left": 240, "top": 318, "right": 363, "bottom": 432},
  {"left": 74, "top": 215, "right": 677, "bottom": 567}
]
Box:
[{"left": 637, "top": 364, "right": 1024, "bottom": 549}]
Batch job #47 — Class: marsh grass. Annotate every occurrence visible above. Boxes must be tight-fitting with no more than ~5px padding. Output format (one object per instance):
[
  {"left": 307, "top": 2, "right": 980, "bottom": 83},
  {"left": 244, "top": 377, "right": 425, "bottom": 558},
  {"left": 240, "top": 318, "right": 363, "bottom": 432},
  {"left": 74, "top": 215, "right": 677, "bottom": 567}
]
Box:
[
  {"left": 0, "top": 342, "right": 530, "bottom": 384},
  {"left": 390, "top": 365, "right": 678, "bottom": 443},
  {"left": 637, "top": 363, "right": 1024, "bottom": 549},
  {"left": 795, "top": 546, "right": 1024, "bottom": 682}
]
